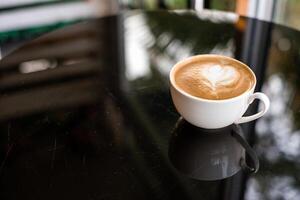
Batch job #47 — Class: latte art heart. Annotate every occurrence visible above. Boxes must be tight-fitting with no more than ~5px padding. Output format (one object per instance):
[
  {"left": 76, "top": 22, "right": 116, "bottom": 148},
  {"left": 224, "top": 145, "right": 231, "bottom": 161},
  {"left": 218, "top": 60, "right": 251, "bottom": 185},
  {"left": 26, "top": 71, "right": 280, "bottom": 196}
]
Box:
[{"left": 199, "top": 64, "right": 240, "bottom": 90}]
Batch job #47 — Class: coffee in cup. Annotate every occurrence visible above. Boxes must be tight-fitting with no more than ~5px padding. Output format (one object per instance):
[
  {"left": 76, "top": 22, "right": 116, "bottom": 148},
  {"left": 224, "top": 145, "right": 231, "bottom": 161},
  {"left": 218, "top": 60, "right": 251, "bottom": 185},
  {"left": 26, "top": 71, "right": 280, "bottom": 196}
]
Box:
[
  {"left": 170, "top": 54, "right": 270, "bottom": 129},
  {"left": 174, "top": 56, "right": 255, "bottom": 100}
]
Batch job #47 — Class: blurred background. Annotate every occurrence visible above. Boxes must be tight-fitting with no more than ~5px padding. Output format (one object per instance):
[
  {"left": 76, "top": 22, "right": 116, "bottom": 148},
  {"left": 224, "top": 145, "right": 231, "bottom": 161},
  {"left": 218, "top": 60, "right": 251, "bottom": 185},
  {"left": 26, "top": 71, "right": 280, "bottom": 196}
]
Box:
[{"left": 1, "top": 0, "right": 300, "bottom": 56}]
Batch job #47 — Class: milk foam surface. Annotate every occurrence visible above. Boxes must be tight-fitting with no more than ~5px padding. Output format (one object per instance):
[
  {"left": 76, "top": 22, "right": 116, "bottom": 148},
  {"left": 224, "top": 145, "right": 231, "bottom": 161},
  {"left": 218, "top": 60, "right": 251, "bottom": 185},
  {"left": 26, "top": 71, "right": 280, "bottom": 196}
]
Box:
[{"left": 175, "top": 59, "right": 254, "bottom": 100}]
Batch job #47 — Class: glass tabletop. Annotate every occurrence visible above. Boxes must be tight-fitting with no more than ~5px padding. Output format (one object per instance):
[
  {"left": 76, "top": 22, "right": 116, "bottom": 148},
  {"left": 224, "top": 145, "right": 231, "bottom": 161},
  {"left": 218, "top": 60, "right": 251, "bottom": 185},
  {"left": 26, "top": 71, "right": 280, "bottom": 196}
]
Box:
[{"left": 0, "top": 10, "right": 299, "bottom": 200}]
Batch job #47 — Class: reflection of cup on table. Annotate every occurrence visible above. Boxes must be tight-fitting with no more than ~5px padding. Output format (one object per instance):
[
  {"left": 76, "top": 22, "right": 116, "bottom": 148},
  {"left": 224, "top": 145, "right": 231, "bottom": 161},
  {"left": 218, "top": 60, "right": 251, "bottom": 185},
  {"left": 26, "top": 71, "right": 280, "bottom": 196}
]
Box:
[
  {"left": 170, "top": 54, "right": 270, "bottom": 129},
  {"left": 169, "top": 118, "right": 259, "bottom": 181}
]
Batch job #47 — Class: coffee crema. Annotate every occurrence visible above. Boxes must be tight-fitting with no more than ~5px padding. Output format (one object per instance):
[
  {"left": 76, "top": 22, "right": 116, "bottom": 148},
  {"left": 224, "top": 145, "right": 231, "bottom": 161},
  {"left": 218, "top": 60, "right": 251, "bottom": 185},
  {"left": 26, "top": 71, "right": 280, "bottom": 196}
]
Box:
[{"left": 174, "top": 56, "right": 255, "bottom": 100}]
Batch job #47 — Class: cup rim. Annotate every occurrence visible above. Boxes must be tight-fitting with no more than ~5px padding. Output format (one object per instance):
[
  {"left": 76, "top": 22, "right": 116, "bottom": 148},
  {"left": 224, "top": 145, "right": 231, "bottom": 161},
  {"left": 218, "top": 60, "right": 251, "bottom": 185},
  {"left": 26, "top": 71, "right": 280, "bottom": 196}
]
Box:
[{"left": 169, "top": 54, "right": 257, "bottom": 103}]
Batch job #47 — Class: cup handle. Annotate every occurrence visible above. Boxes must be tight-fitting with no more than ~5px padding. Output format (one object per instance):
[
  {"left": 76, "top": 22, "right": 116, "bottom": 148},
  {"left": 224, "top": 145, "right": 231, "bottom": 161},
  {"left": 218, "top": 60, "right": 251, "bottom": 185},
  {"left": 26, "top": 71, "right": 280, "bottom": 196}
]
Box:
[
  {"left": 235, "top": 92, "right": 270, "bottom": 124},
  {"left": 231, "top": 125, "right": 259, "bottom": 173}
]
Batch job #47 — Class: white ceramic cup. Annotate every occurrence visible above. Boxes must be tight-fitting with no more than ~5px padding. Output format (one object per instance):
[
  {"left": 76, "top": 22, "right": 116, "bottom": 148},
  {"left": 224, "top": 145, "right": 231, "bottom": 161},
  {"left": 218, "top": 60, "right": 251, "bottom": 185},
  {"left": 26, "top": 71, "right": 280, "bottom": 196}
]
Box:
[{"left": 170, "top": 55, "right": 270, "bottom": 129}]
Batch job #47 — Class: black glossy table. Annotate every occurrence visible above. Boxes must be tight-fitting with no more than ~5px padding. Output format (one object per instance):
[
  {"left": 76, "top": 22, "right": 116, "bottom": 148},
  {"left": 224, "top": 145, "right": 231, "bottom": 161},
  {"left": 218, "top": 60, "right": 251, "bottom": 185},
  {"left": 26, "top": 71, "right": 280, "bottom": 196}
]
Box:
[{"left": 0, "top": 10, "right": 300, "bottom": 200}]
